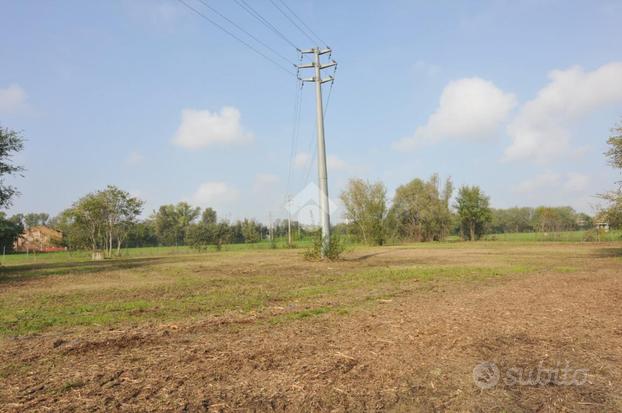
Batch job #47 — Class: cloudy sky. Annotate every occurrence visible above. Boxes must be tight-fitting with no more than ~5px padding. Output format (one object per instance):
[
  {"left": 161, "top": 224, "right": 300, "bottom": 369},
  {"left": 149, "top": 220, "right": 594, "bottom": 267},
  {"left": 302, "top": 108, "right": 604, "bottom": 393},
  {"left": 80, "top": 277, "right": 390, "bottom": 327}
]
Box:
[{"left": 1, "top": 0, "right": 621, "bottom": 223}]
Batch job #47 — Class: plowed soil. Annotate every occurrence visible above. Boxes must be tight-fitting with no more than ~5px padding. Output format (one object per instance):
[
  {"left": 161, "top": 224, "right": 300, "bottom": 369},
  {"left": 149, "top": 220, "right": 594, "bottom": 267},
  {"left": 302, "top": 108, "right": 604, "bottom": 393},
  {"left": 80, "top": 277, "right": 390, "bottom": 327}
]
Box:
[{"left": 1, "top": 242, "right": 621, "bottom": 412}]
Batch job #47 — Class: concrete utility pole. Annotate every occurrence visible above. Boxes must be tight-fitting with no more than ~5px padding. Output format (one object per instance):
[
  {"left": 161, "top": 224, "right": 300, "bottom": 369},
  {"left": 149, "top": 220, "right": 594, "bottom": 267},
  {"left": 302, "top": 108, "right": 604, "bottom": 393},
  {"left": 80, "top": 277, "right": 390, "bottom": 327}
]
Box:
[
  {"left": 287, "top": 195, "right": 292, "bottom": 247},
  {"left": 298, "top": 48, "right": 336, "bottom": 256}
]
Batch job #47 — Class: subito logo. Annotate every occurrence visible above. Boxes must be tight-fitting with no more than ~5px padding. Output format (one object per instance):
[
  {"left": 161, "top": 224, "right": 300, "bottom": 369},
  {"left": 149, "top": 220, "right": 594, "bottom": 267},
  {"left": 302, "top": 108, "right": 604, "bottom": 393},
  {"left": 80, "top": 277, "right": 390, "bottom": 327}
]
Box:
[{"left": 473, "top": 362, "right": 500, "bottom": 389}]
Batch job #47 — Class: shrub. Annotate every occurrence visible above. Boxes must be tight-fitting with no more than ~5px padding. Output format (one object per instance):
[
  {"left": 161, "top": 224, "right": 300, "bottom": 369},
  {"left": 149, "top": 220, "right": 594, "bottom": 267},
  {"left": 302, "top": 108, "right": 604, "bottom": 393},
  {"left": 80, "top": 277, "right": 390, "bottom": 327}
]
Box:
[
  {"left": 304, "top": 231, "right": 345, "bottom": 261},
  {"left": 582, "top": 229, "right": 598, "bottom": 242}
]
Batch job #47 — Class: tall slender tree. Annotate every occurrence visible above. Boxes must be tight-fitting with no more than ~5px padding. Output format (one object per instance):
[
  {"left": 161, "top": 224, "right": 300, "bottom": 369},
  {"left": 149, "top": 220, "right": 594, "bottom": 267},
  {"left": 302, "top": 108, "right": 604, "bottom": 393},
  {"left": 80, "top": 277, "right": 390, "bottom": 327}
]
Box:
[
  {"left": 201, "top": 207, "right": 217, "bottom": 226},
  {"left": 340, "top": 179, "right": 387, "bottom": 245},
  {"left": 101, "top": 186, "right": 144, "bottom": 256},
  {"left": 0, "top": 125, "right": 24, "bottom": 208},
  {"left": 389, "top": 175, "right": 453, "bottom": 242},
  {"left": 455, "top": 186, "right": 492, "bottom": 241},
  {"left": 599, "top": 119, "right": 622, "bottom": 228},
  {"left": 605, "top": 121, "right": 622, "bottom": 171}
]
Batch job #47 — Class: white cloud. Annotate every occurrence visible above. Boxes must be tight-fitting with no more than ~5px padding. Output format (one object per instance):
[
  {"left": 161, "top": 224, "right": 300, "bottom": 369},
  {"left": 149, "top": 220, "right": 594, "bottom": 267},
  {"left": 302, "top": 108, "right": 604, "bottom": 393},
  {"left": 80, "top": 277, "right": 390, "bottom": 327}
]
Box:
[
  {"left": 253, "top": 173, "right": 279, "bottom": 192},
  {"left": 293, "top": 152, "right": 311, "bottom": 169},
  {"left": 504, "top": 62, "right": 622, "bottom": 163},
  {"left": 191, "top": 182, "right": 239, "bottom": 206},
  {"left": 125, "top": 151, "right": 144, "bottom": 166},
  {"left": 514, "top": 172, "right": 590, "bottom": 194},
  {"left": 172, "top": 106, "right": 253, "bottom": 149},
  {"left": 394, "top": 77, "right": 516, "bottom": 150},
  {"left": 0, "top": 84, "right": 27, "bottom": 114}
]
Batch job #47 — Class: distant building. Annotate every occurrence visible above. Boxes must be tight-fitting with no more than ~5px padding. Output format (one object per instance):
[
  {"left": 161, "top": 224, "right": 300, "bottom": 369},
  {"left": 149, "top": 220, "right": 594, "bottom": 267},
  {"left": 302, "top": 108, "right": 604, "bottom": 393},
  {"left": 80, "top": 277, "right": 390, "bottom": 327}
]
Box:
[
  {"left": 595, "top": 222, "right": 610, "bottom": 232},
  {"left": 14, "top": 226, "right": 65, "bottom": 252}
]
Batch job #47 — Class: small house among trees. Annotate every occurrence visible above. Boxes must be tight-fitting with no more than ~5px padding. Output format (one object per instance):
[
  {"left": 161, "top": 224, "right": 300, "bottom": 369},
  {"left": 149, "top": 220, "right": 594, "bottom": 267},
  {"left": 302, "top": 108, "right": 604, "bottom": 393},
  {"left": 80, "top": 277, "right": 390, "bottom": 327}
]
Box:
[
  {"left": 596, "top": 222, "right": 610, "bottom": 232},
  {"left": 14, "top": 225, "right": 64, "bottom": 252}
]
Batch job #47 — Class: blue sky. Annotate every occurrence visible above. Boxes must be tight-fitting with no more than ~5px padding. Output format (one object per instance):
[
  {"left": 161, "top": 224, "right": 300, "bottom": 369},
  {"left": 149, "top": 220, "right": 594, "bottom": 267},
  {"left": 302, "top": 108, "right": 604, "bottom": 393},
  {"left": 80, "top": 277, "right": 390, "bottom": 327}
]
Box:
[{"left": 1, "top": 0, "right": 621, "bottom": 223}]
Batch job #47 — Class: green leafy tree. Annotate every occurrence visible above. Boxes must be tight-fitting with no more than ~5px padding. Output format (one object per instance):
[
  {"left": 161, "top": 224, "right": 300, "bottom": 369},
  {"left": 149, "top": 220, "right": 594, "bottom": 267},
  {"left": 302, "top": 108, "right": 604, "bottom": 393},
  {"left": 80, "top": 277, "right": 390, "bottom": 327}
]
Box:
[
  {"left": 175, "top": 202, "right": 201, "bottom": 242},
  {"left": 210, "top": 222, "right": 231, "bottom": 250},
  {"left": 0, "top": 126, "right": 25, "bottom": 208},
  {"left": 599, "top": 192, "right": 622, "bottom": 228},
  {"left": 65, "top": 192, "right": 108, "bottom": 253},
  {"left": 600, "top": 120, "right": 622, "bottom": 227},
  {"left": 596, "top": 201, "right": 622, "bottom": 228},
  {"left": 388, "top": 174, "right": 453, "bottom": 242},
  {"left": 505, "top": 207, "right": 534, "bottom": 233},
  {"left": 57, "top": 187, "right": 143, "bottom": 256},
  {"left": 100, "top": 186, "right": 144, "bottom": 256},
  {"left": 125, "top": 220, "right": 158, "bottom": 247},
  {"left": 52, "top": 209, "right": 92, "bottom": 250},
  {"left": 241, "top": 219, "right": 261, "bottom": 243},
  {"left": 605, "top": 121, "right": 622, "bottom": 170},
  {"left": 201, "top": 207, "right": 217, "bottom": 226},
  {"left": 185, "top": 223, "right": 211, "bottom": 251},
  {"left": 533, "top": 207, "right": 561, "bottom": 233},
  {"left": 153, "top": 202, "right": 200, "bottom": 246},
  {"left": 229, "top": 220, "right": 245, "bottom": 243},
  {"left": 455, "top": 186, "right": 492, "bottom": 241},
  {"left": 154, "top": 205, "right": 178, "bottom": 246},
  {"left": 0, "top": 212, "right": 24, "bottom": 253},
  {"left": 340, "top": 179, "right": 388, "bottom": 245},
  {"left": 23, "top": 212, "right": 50, "bottom": 228},
  {"left": 186, "top": 219, "right": 231, "bottom": 251}
]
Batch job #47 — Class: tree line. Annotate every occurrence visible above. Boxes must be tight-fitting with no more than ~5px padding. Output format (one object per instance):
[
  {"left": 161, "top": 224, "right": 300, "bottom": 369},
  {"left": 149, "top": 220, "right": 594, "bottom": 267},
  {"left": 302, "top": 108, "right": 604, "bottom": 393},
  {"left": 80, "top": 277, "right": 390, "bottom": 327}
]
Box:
[
  {"left": 0, "top": 122, "right": 617, "bottom": 254},
  {"left": 339, "top": 175, "right": 493, "bottom": 244},
  {"left": 0, "top": 187, "right": 310, "bottom": 254},
  {"left": 338, "top": 117, "right": 622, "bottom": 244},
  {"left": 51, "top": 194, "right": 312, "bottom": 254},
  {"left": 0, "top": 179, "right": 603, "bottom": 254},
  {"left": 339, "top": 175, "right": 598, "bottom": 245},
  {"left": 490, "top": 206, "right": 592, "bottom": 234}
]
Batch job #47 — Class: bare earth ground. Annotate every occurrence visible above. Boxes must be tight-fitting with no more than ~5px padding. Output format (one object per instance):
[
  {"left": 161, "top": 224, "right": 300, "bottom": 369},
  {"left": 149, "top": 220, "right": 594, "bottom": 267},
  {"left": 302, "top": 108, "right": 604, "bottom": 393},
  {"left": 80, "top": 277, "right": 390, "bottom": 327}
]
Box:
[{"left": 1, "top": 242, "right": 621, "bottom": 412}]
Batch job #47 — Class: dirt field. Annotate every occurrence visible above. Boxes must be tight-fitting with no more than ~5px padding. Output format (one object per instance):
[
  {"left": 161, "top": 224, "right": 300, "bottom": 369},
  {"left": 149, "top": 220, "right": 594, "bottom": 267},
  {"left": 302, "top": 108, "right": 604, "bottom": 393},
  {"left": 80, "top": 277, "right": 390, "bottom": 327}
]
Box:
[{"left": 1, "top": 242, "right": 621, "bottom": 412}]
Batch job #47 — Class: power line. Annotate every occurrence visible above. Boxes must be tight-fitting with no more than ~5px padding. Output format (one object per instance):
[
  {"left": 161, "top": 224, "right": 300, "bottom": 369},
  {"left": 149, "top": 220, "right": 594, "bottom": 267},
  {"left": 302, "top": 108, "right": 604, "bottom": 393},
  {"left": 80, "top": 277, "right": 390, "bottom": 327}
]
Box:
[
  {"left": 268, "top": 0, "right": 323, "bottom": 47},
  {"left": 303, "top": 137, "right": 317, "bottom": 188},
  {"left": 284, "top": 85, "right": 302, "bottom": 249},
  {"left": 232, "top": 0, "right": 300, "bottom": 50},
  {"left": 271, "top": 0, "right": 327, "bottom": 47},
  {"left": 176, "top": 0, "right": 296, "bottom": 76},
  {"left": 194, "top": 0, "right": 293, "bottom": 65},
  {"left": 268, "top": 0, "right": 314, "bottom": 45},
  {"left": 286, "top": 79, "right": 304, "bottom": 201},
  {"left": 323, "top": 69, "right": 336, "bottom": 118}
]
